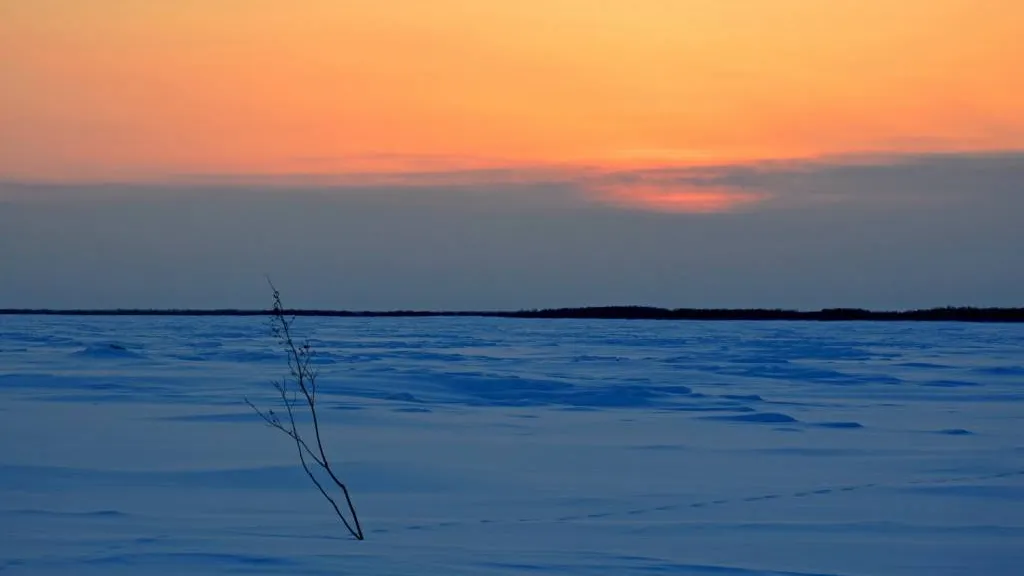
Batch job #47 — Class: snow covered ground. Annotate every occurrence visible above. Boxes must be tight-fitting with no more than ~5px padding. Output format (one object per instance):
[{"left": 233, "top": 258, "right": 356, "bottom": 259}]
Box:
[{"left": 0, "top": 315, "right": 1022, "bottom": 575}]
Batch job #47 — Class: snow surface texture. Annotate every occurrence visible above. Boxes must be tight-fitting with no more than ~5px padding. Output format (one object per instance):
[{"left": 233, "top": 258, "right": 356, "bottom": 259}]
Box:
[{"left": 0, "top": 316, "right": 1022, "bottom": 575}]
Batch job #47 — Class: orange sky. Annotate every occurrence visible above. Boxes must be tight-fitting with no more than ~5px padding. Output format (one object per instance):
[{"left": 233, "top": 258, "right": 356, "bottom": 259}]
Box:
[{"left": 2, "top": 0, "right": 1022, "bottom": 209}]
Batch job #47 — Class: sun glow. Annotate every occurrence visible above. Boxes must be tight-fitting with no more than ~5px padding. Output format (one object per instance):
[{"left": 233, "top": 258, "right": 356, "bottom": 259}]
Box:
[{"left": 593, "top": 184, "right": 768, "bottom": 214}]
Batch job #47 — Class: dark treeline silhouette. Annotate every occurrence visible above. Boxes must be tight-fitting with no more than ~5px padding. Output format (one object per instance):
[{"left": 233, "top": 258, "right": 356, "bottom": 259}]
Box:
[{"left": 1, "top": 306, "right": 1023, "bottom": 322}]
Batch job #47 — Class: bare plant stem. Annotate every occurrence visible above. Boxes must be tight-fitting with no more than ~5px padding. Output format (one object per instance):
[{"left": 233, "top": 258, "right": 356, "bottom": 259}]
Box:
[{"left": 245, "top": 280, "right": 365, "bottom": 540}]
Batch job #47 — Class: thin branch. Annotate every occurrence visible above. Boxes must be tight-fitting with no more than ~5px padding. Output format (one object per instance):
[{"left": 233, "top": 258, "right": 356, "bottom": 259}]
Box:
[
  {"left": 244, "top": 397, "right": 326, "bottom": 468},
  {"left": 245, "top": 280, "right": 365, "bottom": 540}
]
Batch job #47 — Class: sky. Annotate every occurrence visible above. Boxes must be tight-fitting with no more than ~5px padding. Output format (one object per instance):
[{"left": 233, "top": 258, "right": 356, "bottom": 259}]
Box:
[{"left": 1, "top": 0, "right": 1022, "bottom": 310}]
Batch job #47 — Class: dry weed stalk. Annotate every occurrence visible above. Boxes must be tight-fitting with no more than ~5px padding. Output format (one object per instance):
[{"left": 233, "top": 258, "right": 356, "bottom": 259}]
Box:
[{"left": 245, "top": 281, "right": 364, "bottom": 540}]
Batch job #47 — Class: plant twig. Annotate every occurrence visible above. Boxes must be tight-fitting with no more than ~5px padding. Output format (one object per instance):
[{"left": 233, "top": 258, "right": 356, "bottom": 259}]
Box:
[{"left": 245, "top": 280, "right": 365, "bottom": 540}]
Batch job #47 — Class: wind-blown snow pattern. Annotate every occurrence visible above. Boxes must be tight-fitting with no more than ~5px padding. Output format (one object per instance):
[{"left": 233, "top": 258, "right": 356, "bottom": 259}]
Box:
[{"left": 0, "top": 316, "right": 1022, "bottom": 575}]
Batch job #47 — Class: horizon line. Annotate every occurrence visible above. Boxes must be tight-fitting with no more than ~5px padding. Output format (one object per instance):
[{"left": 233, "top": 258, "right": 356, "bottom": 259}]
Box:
[{"left": 2, "top": 306, "right": 1022, "bottom": 323}]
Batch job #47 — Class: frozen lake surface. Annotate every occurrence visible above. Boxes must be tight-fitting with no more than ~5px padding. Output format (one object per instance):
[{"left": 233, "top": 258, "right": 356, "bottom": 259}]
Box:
[{"left": 1, "top": 316, "right": 1022, "bottom": 575}]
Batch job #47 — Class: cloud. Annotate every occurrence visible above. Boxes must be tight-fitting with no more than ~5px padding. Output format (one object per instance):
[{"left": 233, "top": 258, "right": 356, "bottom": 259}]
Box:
[
  {"left": 3, "top": 151, "right": 1022, "bottom": 216},
  {"left": 1, "top": 151, "right": 1021, "bottom": 310}
]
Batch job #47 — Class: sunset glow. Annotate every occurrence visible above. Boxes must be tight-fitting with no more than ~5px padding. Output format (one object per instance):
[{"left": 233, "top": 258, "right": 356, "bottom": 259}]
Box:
[
  {"left": 2, "top": 0, "right": 1022, "bottom": 211},
  {"left": 594, "top": 184, "right": 767, "bottom": 214}
]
